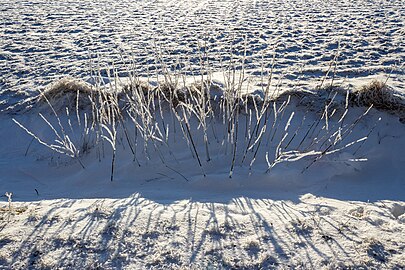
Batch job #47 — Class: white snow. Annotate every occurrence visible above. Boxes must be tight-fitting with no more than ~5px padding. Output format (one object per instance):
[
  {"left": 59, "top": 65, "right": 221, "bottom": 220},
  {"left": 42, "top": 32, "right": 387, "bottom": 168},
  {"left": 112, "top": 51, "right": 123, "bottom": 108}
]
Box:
[
  {"left": 1, "top": 89, "right": 405, "bottom": 268},
  {"left": 0, "top": 0, "right": 404, "bottom": 269},
  {"left": 1, "top": 0, "right": 404, "bottom": 106}
]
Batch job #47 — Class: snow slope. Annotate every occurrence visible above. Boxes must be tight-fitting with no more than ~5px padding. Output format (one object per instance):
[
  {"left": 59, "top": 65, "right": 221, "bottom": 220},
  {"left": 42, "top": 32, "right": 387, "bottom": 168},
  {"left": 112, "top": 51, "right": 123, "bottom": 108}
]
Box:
[{"left": 1, "top": 87, "right": 405, "bottom": 269}]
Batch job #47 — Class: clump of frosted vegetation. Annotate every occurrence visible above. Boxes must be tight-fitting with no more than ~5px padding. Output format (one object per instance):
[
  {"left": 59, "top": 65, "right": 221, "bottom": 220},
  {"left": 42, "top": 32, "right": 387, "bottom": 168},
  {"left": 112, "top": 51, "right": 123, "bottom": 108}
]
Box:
[
  {"left": 349, "top": 80, "right": 405, "bottom": 121},
  {"left": 350, "top": 80, "right": 403, "bottom": 109},
  {"left": 12, "top": 60, "right": 400, "bottom": 182},
  {"left": 39, "top": 77, "right": 94, "bottom": 110}
]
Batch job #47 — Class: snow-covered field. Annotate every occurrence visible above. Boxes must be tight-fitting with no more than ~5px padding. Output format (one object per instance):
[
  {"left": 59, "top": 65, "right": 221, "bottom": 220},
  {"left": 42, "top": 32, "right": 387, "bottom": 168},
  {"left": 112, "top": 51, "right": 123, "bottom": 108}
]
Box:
[
  {"left": 0, "top": 0, "right": 405, "bottom": 269},
  {"left": 1, "top": 0, "right": 404, "bottom": 101}
]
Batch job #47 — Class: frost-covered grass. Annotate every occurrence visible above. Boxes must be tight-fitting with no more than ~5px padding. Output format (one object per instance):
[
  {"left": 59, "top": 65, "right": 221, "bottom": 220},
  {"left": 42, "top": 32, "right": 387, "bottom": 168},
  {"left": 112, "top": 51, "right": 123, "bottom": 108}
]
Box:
[
  {"left": 1, "top": 0, "right": 405, "bottom": 268},
  {"left": 11, "top": 69, "right": 383, "bottom": 183},
  {"left": 350, "top": 80, "right": 405, "bottom": 121},
  {"left": 3, "top": 66, "right": 404, "bottom": 268}
]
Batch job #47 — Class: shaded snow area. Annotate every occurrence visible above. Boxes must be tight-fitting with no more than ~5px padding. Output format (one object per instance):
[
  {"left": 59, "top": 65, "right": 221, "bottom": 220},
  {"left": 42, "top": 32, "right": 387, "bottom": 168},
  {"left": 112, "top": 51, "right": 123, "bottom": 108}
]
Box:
[
  {"left": 1, "top": 88, "right": 405, "bottom": 269},
  {"left": 0, "top": 0, "right": 405, "bottom": 269}
]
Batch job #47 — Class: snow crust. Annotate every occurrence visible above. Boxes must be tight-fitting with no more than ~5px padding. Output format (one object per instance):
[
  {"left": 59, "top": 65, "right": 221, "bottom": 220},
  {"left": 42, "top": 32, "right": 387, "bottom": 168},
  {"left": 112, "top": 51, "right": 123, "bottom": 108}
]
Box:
[
  {"left": 1, "top": 0, "right": 404, "bottom": 108},
  {"left": 0, "top": 0, "right": 404, "bottom": 269}
]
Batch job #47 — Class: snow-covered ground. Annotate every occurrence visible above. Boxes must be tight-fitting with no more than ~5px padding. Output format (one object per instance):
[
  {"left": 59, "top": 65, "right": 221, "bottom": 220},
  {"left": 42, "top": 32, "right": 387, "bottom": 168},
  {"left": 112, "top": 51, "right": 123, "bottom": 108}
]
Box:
[
  {"left": 1, "top": 86, "right": 405, "bottom": 269},
  {"left": 1, "top": 0, "right": 404, "bottom": 102},
  {"left": 0, "top": 0, "right": 405, "bottom": 269}
]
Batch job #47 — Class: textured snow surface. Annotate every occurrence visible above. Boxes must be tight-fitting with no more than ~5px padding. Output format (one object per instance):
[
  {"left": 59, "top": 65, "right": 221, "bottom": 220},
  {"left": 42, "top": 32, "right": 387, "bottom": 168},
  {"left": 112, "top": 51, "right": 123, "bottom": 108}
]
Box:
[
  {"left": 1, "top": 0, "right": 404, "bottom": 98},
  {"left": 1, "top": 195, "right": 404, "bottom": 269},
  {"left": 1, "top": 0, "right": 405, "bottom": 269}
]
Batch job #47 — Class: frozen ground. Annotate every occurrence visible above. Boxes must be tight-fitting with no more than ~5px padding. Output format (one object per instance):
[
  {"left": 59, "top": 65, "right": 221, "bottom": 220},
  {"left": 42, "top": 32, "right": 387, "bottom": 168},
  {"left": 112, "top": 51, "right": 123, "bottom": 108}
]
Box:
[
  {"left": 1, "top": 91, "right": 405, "bottom": 269},
  {"left": 0, "top": 0, "right": 405, "bottom": 269},
  {"left": 0, "top": 0, "right": 404, "bottom": 105}
]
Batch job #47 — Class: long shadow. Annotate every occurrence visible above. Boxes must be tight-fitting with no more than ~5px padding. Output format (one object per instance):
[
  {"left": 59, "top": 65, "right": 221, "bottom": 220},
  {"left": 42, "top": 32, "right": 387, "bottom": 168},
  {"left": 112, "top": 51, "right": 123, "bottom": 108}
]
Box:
[{"left": 1, "top": 187, "right": 403, "bottom": 269}]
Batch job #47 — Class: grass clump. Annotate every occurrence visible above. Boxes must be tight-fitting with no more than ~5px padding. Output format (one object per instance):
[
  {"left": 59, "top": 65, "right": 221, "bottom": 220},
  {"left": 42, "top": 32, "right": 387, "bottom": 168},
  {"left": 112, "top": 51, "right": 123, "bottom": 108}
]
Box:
[
  {"left": 11, "top": 41, "right": 393, "bottom": 182},
  {"left": 350, "top": 80, "right": 404, "bottom": 112},
  {"left": 38, "top": 77, "right": 96, "bottom": 111}
]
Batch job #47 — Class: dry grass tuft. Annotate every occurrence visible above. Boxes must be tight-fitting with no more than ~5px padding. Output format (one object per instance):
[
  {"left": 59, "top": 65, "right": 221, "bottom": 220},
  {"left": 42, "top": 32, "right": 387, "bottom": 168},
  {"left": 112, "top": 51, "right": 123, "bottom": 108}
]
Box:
[
  {"left": 350, "top": 80, "right": 403, "bottom": 111},
  {"left": 159, "top": 82, "right": 186, "bottom": 107},
  {"left": 349, "top": 80, "right": 405, "bottom": 122},
  {"left": 38, "top": 77, "right": 96, "bottom": 110},
  {"left": 156, "top": 81, "right": 206, "bottom": 107},
  {"left": 121, "top": 80, "right": 150, "bottom": 97}
]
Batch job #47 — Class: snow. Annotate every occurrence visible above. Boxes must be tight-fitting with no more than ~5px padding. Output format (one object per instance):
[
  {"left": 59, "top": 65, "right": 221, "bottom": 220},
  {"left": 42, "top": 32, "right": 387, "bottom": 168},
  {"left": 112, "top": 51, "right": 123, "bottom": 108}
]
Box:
[
  {"left": 0, "top": 0, "right": 405, "bottom": 269},
  {"left": 1, "top": 194, "right": 404, "bottom": 269},
  {"left": 1, "top": 89, "right": 405, "bottom": 269},
  {"left": 1, "top": 0, "right": 404, "bottom": 106}
]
